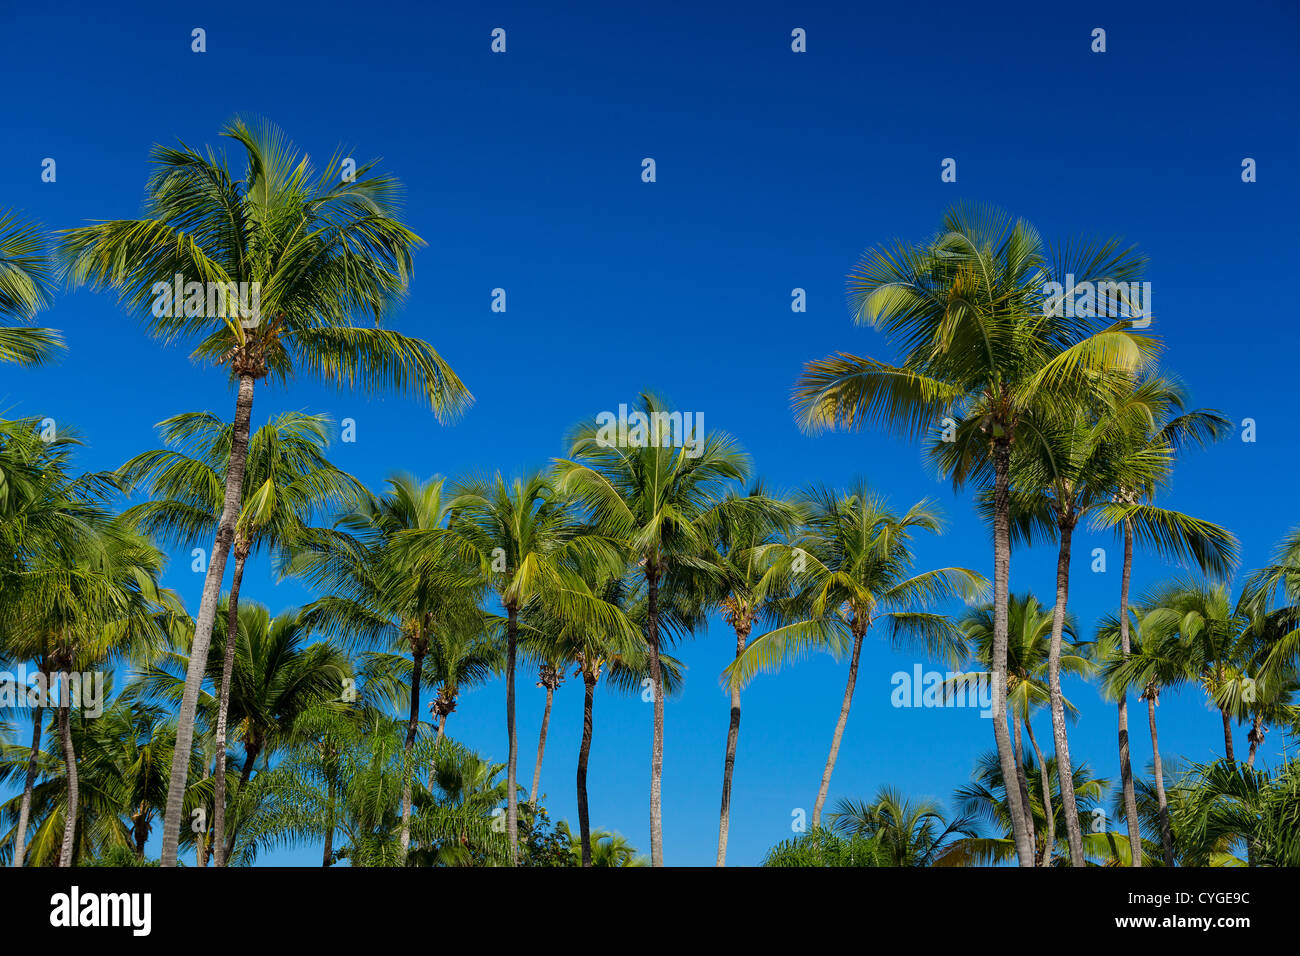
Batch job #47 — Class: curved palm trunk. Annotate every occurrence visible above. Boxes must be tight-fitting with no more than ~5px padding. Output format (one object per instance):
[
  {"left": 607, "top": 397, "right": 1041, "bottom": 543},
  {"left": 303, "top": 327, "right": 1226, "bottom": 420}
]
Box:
[
  {"left": 1024, "top": 718, "right": 1054, "bottom": 866},
  {"left": 399, "top": 645, "right": 425, "bottom": 860},
  {"left": 716, "top": 622, "right": 749, "bottom": 866},
  {"left": 1246, "top": 714, "right": 1264, "bottom": 768},
  {"left": 992, "top": 438, "right": 1035, "bottom": 867},
  {"left": 646, "top": 569, "right": 665, "bottom": 866},
  {"left": 212, "top": 547, "right": 248, "bottom": 867},
  {"left": 11, "top": 701, "right": 43, "bottom": 867},
  {"left": 1011, "top": 712, "right": 1037, "bottom": 857},
  {"left": 577, "top": 672, "right": 596, "bottom": 867},
  {"left": 160, "top": 372, "right": 256, "bottom": 867},
  {"left": 1116, "top": 520, "right": 1142, "bottom": 866},
  {"left": 505, "top": 606, "right": 519, "bottom": 865},
  {"left": 812, "top": 621, "right": 865, "bottom": 829},
  {"left": 1146, "top": 691, "right": 1175, "bottom": 866},
  {"left": 57, "top": 671, "right": 77, "bottom": 867},
  {"left": 530, "top": 680, "right": 554, "bottom": 806},
  {"left": 222, "top": 742, "right": 261, "bottom": 861},
  {"left": 1047, "top": 521, "right": 1085, "bottom": 866}
]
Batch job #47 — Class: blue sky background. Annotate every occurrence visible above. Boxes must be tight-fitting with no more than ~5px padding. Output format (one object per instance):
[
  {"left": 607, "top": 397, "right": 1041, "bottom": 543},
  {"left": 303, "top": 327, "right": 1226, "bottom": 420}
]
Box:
[{"left": 2, "top": 0, "right": 1298, "bottom": 865}]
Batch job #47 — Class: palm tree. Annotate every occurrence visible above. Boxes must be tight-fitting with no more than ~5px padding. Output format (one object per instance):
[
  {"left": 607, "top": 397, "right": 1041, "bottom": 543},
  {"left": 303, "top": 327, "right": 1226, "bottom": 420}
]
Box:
[
  {"left": 555, "top": 393, "right": 749, "bottom": 865},
  {"left": 570, "top": 829, "right": 648, "bottom": 867},
  {"left": 293, "top": 474, "right": 488, "bottom": 861},
  {"left": 130, "top": 601, "right": 350, "bottom": 863},
  {"left": 527, "top": 658, "right": 563, "bottom": 806},
  {"left": 119, "top": 410, "right": 363, "bottom": 864},
  {"left": 698, "top": 483, "right": 799, "bottom": 865},
  {"left": 0, "top": 210, "right": 62, "bottom": 367},
  {"left": 794, "top": 205, "right": 1154, "bottom": 864},
  {"left": 981, "top": 377, "right": 1236, "bottom": 864},
  {"left": 953, "top": 593, "right": 1092, "bottom": 865},
  {"left": 724, "top": 483, "right": 984, "bottom": 830},
  {"left": 60, "top": 118, "right": 471, "bottom": 865},
  {"left": 828, "top": 789, "right": 975, "bottom": 867}
]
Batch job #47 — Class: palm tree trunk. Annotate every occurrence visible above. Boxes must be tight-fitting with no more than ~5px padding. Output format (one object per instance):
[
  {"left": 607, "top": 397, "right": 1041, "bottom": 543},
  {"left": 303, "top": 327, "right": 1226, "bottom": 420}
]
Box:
[
  {"left": 1220, "top": 707, "right": 1236, "bottom": 762},
  {"left": 812, "top": 621, "right": 865, "bottom": 829},
  {"left": 646, "top": 567, "right": 665, "bottom": 866},
  {"left": 1011, "top": 712, "right": 1037, "bottom": 857},
  {"left": 1146, "top": 691, "right": 1175, "bottom": 866},
  {"left": 992, "top": 437, "right": 1035, "bottom": 867},
  {"left": 1117, "top": 519, "right": 1142, "bottom": 866},
  {"left": 716, "top": 622, "right": 749, "bottom": 866},
  {"left": 197, "top": 751, "right": 212, "bottom": 866},
  {"left": 399, "top": 644, "right": 425, "bottom": 860},
  {"left": 322, "top": 780, "right": 335, "bottom": 867},
  {"left": 1024, "top": 717, "right": 1054, "bottom": 866},
  {"left": 222, "top": 742, "right": 261, "bottom": 862},
  {"left": 577, "top": 671, "right": 596, "bottom": 867},
  {"left": 1047, "top": 520, "right": 1085, "bottom": 866},
  {"left": 212, "top": 547, "right": 248, "bottom": 867},
  {"left": 1246, "top": 714, "right": 1264, "bottom": 768},
  {"left": 11, "top": 701, "right": 43, "bottom": 867},
  {"left": 506, "top": 606, "right": 519, "bottom": 865},
  {"left": 530, "top": 680, "right": 554, "bottom": 806},
  {"left": 160, "top": 372, "right": 256, "bottom": 867},
  {"left": 57, "top": 671, "right": 77, "bottom": 867}
]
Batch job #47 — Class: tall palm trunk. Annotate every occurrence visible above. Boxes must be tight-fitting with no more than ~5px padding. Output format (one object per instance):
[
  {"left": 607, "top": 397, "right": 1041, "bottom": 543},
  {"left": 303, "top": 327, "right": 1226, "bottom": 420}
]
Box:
[
  {"left": 646, "top": 567, "right": 665, "bottom": 866},
  {"left": 577, "top": 670, "right": 596, "bottom": 867},
  {"left": 212, "top": 546, "right": 248, "bottom": 867},
  {"left": 161, "top": 372, "right": 256, "bottom": 867},
  {"left": 11, "top": 700, "right": 43, "bottom": 866},
  {"left": 57, "top": 670, "right": 77, "bottom": 867},
  {"left": 505, "top": 605, "right": 519, "bottom": 865},
  {"left": 992, "top": 437, "right": 1035, "bottom": 866},
  {"left": 1047, "top": 519, "right": 1085, "bottom": 866},
  {"left": 1011, "top": 712, "right": 1037, "bottom": 856},
  {"left": 1024, "top": 718, "right": 1054, "bottom": 866},
  {"left": 222, "top": 741, "right": 262, "bottom": 861},
  {"left": 716, "top": 621, "right": 749, "bottom": 865},
  {"left": 530, "top": 675, "right": 554, "bottom": 806},
  {"left": 1146, "top": 689, "right": 1175, "bottom": 866},
  {"left": 812, "top": 619, "right": 865, "bottom": 829},
  {"left": 1220, "top": 708, "right": 1236, "bottom": 762},
  {"left": 399, "top": 644, "right": 425, "bottom": 859},
  {"left": 322, "top": 779, "right": 335, "bottom": 867},
  {"left": 1116, "top": 520, "right": 1142, "bottom": 866}
]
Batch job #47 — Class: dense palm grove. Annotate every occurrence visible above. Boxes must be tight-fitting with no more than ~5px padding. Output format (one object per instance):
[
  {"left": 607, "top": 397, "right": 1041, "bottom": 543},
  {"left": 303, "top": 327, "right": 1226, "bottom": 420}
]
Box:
[{"left": 1, "top": 123, "right": 1297, "bottom": 868}]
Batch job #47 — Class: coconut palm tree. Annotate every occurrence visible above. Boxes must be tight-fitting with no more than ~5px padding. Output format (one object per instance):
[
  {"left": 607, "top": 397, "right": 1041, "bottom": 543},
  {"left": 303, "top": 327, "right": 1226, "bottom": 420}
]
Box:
[
  {"left": 794, "top": 204, "right": 1155, "bottom": 864},
  {"left": 570, "top": 829, "right": 648, "bottom": 867},
  {"left": 59, "top": 118, "right": 471, "bottom": 865},
  {"left": 724, "top": 483, "right": 984, "bottom": 830},
  {"left": 952, "top": 593, "right": 1093, "bottom": 865},
  {"left": 555, "top": 393, "right": 750, "bottom": 865},
  {"left": 828, "top": 789, "right": 976, "bottom": 867},
  {"left": 527, "top": 659, "right": 564, "bottom": 806},
  {"left": 119, "top": 410, "right": 363, "bottom": 864},
  {"left": 0, "top": 210, "right": 62, "bottom": 367}
]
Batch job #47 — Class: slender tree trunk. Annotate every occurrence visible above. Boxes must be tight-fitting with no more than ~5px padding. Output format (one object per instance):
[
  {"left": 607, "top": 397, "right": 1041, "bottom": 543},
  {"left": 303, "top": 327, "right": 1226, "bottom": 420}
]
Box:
[
  {"left": 1246, "top": 714, "right": 1264, "bottom": 768},
  {"left": 322, "top": 780, "right": 335, "bottom": 867},
  {"left": 1117, "top": 520, "right": 1142, "bottom": 866},
  {"left": 812, "top": 621, "right": 865, "bottom": 829},
  {"left": 161, "top": 372, "right": 256, "bottom": 866},
  {"left": 1220, "top": 708, "right": 1236, "bottom": 762},
  {"left": 399, "top": 645, "right": 424, "bottom": 860},
  {"left": 530, "top": 681, "right": 554, "bottom": 806},
  {"left": 11, "top": 701, "right": 43, "bottom": 867},
  {"left": 222, "top": 742, "right": 261, "bottom": 862},
  {"left": 1012, "top": 712, "right": 1037, "bottom": 858},
  {"left": 1024, "top": 718, "right": 1054, "bottom": 866},
  {"left": 197, "top": 752, "right": 212, "bottom": 866},
  {"left": 716, "top": 622, "right": 749, "bottom": 866},
  {"left": 1147, "top": 691, "right": 1175, "bottom": 866},
  {"left": 646, "top": 568, "right": 665, "bottom": 866},
  {"left": 577, "top": 671, "right": 596, "bottom": 867},
  {"left": 992, "top": 437, "right": 1035, "bottom": 867},
  {"left": 56, "top": 671, "right": 77, "bottom": 867},
  {"left": 1047, "top": 520, "right": 1084, "bottom": 866},
  {"left": 506, "top": 606, "right": 519, "bottom": 865},
  {"left": 212, "top": 547, "right": 248, "bottom": 867}
]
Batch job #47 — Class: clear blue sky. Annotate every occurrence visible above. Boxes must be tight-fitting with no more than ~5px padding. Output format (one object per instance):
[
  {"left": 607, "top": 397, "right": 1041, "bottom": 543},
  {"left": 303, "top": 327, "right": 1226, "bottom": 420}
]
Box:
[{"left": 2, "top": 0, "right": 1297, "bottom": 865}]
